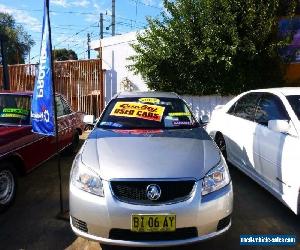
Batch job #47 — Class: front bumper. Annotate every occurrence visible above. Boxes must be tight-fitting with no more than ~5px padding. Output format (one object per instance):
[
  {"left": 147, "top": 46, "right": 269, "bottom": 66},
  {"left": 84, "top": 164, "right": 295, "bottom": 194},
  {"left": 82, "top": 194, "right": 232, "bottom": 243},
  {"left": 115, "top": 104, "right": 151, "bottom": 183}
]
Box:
[{"left": 69, "top": 180, "right": 233, "bottom": 247}]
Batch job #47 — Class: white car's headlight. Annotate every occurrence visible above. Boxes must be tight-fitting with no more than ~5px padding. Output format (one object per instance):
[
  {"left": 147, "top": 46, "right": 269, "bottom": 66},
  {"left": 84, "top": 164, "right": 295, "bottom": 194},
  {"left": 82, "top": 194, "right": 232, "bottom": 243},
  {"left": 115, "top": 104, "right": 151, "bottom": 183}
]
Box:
[
  {"left": 201, "top": 156, "right": 230, "bottom": 196},
  {"left": 70, "top": 154, "right": 104, "bottom": 197}
]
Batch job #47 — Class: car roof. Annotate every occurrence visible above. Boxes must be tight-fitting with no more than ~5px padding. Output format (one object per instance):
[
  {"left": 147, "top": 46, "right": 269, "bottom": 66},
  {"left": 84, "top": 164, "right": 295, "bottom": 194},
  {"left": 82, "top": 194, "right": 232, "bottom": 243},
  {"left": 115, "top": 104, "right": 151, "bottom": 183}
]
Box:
[
  {"left": 115, "top": 91, "right": 179, "bottom": 99},
  {"left": 0, "top": 91, "right": 64, "bottom": 97},
  {"left": 0, "top": 90, "right": 33, "bottom": 96},
  {"left": 250, "top": 87, "right": 300, "bottom": 96}
]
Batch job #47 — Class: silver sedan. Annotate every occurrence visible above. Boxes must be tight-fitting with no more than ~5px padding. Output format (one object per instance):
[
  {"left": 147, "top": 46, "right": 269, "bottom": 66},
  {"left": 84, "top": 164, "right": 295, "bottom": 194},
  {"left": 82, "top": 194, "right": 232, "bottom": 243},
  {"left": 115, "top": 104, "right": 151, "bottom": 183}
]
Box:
[{"left": 69, "top": 92, "right": 233, "bottom": 247}]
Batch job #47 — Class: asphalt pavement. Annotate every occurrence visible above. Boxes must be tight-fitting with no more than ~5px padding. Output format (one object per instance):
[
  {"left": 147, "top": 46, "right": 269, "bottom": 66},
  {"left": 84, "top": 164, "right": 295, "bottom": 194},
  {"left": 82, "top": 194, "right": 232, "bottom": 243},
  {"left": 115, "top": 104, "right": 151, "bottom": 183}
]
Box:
[{"left": 0, "top": 133, "right": 299, "bottom": 250}]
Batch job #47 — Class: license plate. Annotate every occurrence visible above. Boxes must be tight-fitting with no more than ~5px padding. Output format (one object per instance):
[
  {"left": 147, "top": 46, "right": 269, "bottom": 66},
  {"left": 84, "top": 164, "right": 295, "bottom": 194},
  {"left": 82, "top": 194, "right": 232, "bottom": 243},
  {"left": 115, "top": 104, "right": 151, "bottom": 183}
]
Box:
[{"left": 131, "top": 214, "right": 176, "bottom": 232}]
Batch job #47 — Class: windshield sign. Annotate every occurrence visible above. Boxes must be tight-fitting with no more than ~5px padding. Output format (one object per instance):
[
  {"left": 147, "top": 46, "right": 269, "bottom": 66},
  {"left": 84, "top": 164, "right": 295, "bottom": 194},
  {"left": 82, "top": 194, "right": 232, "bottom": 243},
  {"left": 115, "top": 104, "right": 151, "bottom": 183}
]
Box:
[
  {"left": 110, "top": 102, "right": 165, "bottom": 122},
  {"left": 0, "top": 95, "right": 31, "bottom": 125},
  {"left": 98, "top": 97, "right": 198, "bottom": 130}
]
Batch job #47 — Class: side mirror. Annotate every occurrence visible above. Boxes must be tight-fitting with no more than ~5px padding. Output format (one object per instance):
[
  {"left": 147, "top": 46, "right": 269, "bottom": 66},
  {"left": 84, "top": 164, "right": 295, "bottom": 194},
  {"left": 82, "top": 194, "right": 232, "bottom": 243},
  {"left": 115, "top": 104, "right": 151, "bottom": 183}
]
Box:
[
  {"left": 200, "top": 115, "right": 210, "bottom": 125},
  {"left": 268, "top": 120, "right": 290, "bottom": 134},
  {"left": 83, "top": 115, "right": 95, "bottom": 125}
]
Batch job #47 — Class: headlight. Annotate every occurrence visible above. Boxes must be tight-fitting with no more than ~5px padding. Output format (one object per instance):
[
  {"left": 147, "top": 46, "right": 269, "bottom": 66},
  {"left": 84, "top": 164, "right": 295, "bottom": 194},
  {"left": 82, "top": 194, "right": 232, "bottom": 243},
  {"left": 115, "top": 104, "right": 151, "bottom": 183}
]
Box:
[
  {"left": 70, "top": 154, "right": 104, "bottom": 197},
  {"left": 201, "top": 156, "right": 230, "bottom": 196}
]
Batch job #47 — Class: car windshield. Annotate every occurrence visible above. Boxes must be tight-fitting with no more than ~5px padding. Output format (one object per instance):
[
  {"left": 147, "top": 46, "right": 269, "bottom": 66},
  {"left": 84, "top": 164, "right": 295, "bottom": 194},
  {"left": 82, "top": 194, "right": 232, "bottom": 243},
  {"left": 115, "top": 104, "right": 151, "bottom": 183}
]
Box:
[
  {"left": 97, "top": 97, "right": 199, "bottom": 129},
  {"left": 286, "top": 95, "right": 300, "bottom": 120},
  {"left": 0, "top": 94, "right": 31, "bottom": 125}
]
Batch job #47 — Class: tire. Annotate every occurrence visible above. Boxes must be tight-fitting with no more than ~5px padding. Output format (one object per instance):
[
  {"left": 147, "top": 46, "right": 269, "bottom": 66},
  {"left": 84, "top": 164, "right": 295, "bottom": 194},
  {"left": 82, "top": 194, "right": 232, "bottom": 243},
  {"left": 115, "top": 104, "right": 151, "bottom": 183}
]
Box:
[
  {"left": 66, "top": 130, "right": 80, "bottom": 155},
  {"left": 100, "top": 244, "right": 118, "bottom": 250},
  {"left": 215, "top": 133, "right": 227, "bottom": 160},
  {"left": 84, "top": 124, "right": 94, "bottom": 131},
  {"left": 0, "top": 162, "right": 17, "bottom": 213}
]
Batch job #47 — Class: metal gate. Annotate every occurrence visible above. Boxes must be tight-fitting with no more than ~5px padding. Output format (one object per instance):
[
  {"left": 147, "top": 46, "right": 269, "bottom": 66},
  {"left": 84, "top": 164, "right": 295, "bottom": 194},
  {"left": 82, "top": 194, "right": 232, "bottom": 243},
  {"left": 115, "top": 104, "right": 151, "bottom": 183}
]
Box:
[{"left": 0, "top": 59, "right": 104, "bottom": 117}]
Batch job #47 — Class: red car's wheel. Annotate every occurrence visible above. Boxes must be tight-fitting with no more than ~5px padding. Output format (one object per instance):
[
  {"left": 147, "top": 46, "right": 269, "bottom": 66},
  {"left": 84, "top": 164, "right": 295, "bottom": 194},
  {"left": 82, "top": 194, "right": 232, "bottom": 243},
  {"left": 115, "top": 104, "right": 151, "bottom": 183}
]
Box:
[
  {"left": 0, "top": 162, "right": 17, "bottom": 213},
  {"left": 66, "top": 130, "right": 80, "bottom": 155}
]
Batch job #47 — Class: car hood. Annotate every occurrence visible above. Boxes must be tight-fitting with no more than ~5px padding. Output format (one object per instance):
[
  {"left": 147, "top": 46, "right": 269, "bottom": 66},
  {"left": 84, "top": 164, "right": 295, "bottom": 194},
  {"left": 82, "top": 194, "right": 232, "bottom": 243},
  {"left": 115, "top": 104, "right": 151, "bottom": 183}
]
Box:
[
  {"left": 0, "top": 125, "right": 30, "bottom": 145},
  {"left": 81, "top": 128, "right": 220, "bottom": 181}
]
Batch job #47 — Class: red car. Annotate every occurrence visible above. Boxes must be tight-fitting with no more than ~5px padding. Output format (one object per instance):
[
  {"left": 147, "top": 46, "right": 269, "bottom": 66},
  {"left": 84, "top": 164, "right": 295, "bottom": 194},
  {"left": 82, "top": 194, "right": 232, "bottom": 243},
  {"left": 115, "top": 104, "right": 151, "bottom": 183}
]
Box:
[{"left": 0, "top": 91, "right": 85, "bottom": 212}]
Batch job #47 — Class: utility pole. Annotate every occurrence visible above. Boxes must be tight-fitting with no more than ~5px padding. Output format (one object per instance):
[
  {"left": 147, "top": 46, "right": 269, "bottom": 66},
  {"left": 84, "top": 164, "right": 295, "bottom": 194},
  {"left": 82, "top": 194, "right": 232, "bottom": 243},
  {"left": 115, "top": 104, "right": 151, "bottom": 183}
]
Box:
[
  {"left": 87, "top": 33, "right": 91, "bottom": 59},
  {"left": 28, "top": 49, "right": 31, "bottom": 76},
  {"left": 99, "top": 13, "right": 104, "bottom": 59},
  {"left": 112, "top": 0, "right": 115, "bottom": 36},
  {"left": 0, "top": 35, "right": 10, "bottom": 90},
  {"left": 98, "top": 13, "right": 104, "bottom": 119},
  {"left": 53, "top": 46, "right": 56, "bottom": 61},
  {"left": 100, "top": 13, "right": 104, "bottom": 39}
]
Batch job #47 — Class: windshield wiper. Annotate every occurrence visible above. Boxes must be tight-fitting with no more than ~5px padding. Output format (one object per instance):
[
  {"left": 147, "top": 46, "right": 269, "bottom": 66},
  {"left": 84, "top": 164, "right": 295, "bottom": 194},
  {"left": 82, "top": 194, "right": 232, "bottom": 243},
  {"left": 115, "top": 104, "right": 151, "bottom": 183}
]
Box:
[{"left": 165, "top": 124, "right": 199, "bottom": 130}]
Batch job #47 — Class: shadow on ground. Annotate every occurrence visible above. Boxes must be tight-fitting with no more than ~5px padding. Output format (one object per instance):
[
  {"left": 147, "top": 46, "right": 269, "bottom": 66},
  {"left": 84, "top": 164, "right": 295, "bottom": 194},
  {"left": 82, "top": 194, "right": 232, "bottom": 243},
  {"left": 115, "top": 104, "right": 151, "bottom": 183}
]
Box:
[{"left": 0, "top": 135, "right": 299, "bottom": 250}]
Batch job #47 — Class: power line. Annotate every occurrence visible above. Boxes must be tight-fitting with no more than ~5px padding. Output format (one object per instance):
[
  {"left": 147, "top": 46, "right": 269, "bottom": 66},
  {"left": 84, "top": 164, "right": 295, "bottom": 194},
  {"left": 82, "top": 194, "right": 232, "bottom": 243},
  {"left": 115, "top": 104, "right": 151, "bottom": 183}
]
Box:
[
  {"left": 12, "top": 8, "right": 147, "bottom": 26},
  {"left": 127, "top": 0, "right": 162, "bottom": 10},
  {"left": 30, "top": 17, "right": 143, "bottom": 61},
  {"left": 53, "top": 22, "right": 98, "bottom": 47},
  {"left": 25, "top": 1, "right": 150, "bottom": 61},
  {"left": 53, "top": 24, "right": 99, "bottom": 28},
  {"left": 6, "top": 7, "right": 101, "bottom": 15},
  {"left": 30, "top": 21, "right": 98, "bottom": 60},
  {"left": 29, "top": 31, "right": 75, "bottom": 35}
]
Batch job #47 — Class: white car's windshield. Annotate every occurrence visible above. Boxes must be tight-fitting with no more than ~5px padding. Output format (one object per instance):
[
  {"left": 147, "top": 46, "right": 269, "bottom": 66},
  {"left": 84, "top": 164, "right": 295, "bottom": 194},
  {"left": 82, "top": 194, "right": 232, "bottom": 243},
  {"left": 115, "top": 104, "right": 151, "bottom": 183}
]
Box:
[
  {"left": 98, "top": 97, "right": 199, "bottom": 129},
  {"left": 0, "top": 94, "right": 31, "bottom": 125},
  {"left": 286, "top": 95, "right": 300, "bottom": 120}
]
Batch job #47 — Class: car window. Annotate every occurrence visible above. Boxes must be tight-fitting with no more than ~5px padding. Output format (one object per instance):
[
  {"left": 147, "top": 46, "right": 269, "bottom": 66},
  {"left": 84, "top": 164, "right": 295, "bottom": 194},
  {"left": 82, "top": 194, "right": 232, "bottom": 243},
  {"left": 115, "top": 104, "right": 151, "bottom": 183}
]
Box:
[
  {"left": 97, "top": 97, "right": 199, "bottom": 130},
  {"left": 227, "top": 102, "right": 237, "bottom": 115},
  {"left": 56, "top": 96, "right": 65, "bottom": 117},
  {"left": 0, "top": 94, "right": 31, "bottom": 125},
  {"left": 286, "top": 95, "right": 300, "bottom": 120},
  {"left": 61, "top": 96, "right": 72, "bottom": 115},
  {"left": 255, "top": 93, "right": 289, "bottom": 126},
  {"left": 228, "top": 93, "right": 261, "bottom": 121}
]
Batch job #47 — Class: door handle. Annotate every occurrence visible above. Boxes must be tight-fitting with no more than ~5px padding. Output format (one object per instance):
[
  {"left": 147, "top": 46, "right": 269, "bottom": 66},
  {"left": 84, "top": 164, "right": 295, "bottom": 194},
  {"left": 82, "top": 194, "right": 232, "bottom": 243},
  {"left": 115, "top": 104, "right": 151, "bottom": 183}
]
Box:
[{"left": 276, "top": 177, "right": 291, "bottom": 188}]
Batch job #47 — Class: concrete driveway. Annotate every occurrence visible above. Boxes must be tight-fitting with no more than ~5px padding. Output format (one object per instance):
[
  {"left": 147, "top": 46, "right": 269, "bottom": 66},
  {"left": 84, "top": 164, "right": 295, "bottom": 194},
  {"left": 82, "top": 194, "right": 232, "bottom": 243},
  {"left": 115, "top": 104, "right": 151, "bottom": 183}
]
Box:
[{"left": 0, "top": 134, "right": 299, "bottom": 250}]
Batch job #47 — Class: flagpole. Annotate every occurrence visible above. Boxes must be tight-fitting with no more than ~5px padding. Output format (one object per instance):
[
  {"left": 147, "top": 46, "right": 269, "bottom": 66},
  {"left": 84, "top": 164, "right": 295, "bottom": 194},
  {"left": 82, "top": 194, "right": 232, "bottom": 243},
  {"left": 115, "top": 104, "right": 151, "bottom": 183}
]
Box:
[
  {"left": 45, "top": 0, "right": 68, "bottom": 220},
  {"left": 30, "top": 0, "right": 68, "bottom": 221}
]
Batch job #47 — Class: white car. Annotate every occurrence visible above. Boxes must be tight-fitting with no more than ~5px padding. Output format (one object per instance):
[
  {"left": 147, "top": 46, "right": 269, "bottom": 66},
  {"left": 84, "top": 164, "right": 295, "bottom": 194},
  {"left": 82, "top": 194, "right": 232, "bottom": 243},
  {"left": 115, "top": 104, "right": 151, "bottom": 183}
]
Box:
[{"left": 207, "top": 88, "right": 300, "bottom": 215}]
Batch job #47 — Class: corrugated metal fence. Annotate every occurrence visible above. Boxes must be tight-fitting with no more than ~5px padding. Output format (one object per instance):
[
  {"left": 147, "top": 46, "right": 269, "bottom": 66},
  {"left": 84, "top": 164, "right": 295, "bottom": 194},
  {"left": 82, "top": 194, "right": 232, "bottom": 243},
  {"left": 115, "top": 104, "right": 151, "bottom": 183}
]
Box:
[
  {"left": 182, "top": 95, "right": 234, "bottom": 119},
  {"left": 0, "top": 59, "right": 104, "bottom": 117}
]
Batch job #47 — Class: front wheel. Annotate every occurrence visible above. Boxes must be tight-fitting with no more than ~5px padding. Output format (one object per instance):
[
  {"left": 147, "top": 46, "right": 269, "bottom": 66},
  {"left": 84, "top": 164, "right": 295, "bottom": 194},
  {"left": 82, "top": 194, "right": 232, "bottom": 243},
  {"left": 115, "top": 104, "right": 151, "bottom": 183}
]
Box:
[
  {"left": 100, "top": 244, "right": 118, "bottom": 250},
  {"left": 215, "top": 133, "right": 227, "bottom": 160},
  {"left": 0, "top": 162, "right": 17, "bottom": 213}
]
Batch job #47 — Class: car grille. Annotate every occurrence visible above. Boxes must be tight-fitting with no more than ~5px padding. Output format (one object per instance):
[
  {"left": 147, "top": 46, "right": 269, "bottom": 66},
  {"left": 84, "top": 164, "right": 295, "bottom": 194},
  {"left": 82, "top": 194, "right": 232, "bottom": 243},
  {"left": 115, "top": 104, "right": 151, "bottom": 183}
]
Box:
[
  {"left": 71, "top": 216, "right": 88, "bottom": 233},
  {"left": 109, "top": 227, "right": 198, "bottom": 241},
  {"left": 110, "top": 180, "right": 195, "bottom": 205}
]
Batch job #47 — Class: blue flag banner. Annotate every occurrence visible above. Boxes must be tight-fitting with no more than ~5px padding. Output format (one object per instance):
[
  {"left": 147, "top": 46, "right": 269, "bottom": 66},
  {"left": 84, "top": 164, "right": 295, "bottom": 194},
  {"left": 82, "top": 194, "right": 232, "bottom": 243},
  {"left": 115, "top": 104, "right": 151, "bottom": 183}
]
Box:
[{"left": 31, "top": 0, "right": 55, "bottom": 136}]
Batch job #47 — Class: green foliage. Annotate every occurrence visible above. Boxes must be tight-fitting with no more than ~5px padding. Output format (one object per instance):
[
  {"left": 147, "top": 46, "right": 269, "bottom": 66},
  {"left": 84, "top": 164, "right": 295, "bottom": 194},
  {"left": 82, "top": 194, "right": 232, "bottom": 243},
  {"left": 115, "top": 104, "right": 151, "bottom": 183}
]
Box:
[
  {"left": 53, "top": 48, "right": 78, "bottom": 61},
  {"left": 129, "top": 0, "right": 296, "bottom": 95},
  {"left": 0, "top": 12, "right": 35, "bottom": 65}
]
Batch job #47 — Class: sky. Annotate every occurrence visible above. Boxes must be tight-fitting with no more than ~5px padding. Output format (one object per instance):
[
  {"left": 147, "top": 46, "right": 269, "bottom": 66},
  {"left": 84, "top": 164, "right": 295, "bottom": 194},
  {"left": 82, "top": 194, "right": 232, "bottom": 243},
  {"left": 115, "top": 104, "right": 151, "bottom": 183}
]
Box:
[{"left": 0, "top": 0, "right": 163, "bottom": 63}]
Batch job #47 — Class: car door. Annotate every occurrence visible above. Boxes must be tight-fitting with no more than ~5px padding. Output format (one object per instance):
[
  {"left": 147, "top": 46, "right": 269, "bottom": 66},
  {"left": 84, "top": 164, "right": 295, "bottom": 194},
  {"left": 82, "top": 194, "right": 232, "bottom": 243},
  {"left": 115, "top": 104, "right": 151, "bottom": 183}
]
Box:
[
  {"left": 1, "top": 94, "right": 56, "bottom": 172},
  {"left": 56, "top": 95, "right": 76, "bottom": 150},
  {"left": 224, "top": 92, "right": 261, "bottom": 171},
  {"left": 253, "top": 93, "right": 293, "bottom": 193},
  {"left": 55, "top": 95, "right": 68, "bottom": 149}
]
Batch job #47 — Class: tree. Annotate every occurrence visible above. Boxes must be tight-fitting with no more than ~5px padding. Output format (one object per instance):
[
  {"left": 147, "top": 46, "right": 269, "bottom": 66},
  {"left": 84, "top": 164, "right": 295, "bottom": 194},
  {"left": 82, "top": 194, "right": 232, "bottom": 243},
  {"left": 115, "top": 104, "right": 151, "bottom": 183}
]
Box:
[
  {"left": 53, "top": 48, "right": 78, "bottom": 61},
  {"left": 129, "top": 0, "right": 296, "bottom": 95},
  {"left": 0, "top": 12, "right": 35, "bottom": 65}
]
